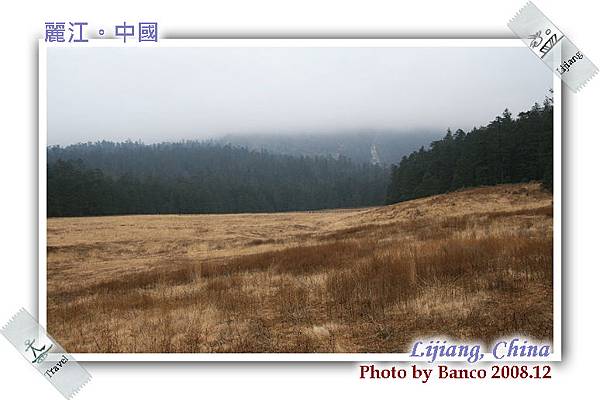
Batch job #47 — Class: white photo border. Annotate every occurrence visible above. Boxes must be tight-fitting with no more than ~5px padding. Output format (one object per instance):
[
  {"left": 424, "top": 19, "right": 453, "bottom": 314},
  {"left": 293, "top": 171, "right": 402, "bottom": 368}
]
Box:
[{"left": 38, "top": 38, "right": 562, "bottom": 362}]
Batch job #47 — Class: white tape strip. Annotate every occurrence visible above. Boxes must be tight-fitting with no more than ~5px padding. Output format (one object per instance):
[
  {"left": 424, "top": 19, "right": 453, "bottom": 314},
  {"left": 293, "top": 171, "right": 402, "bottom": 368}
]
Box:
[
  {"left": 508, "top": 1, "right": 598, "bottom": 92},
  {"left": 2, "top": 309, "right": 91, "bottom": 399}
]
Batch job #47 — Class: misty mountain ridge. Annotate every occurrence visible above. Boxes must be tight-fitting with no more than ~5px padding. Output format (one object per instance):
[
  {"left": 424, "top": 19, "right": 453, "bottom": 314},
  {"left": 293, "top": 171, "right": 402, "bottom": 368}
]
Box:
[
  {"left": 49, "top": 130, "right": 441, "bottom": 167},
  {"left": 46, "top": 99, "right": 553, "bottom": 217},
  {"left": 216, "top": 130, "right": 441, "bottom": 165}
]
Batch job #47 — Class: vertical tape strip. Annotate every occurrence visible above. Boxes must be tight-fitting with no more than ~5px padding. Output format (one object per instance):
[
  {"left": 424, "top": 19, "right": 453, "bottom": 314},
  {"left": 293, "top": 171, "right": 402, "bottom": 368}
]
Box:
[
  {"left": 508, "top": 1, "right": 598, "bottom": 92},
  {"left": 2, "top": 309, "right": 91, "bottom": 399}
]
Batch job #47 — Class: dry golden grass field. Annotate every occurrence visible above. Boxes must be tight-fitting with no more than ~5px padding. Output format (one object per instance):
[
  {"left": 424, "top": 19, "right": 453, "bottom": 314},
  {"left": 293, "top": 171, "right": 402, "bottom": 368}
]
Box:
[{"left": 47, "top": 183, "right": 553, "bottom": 353}]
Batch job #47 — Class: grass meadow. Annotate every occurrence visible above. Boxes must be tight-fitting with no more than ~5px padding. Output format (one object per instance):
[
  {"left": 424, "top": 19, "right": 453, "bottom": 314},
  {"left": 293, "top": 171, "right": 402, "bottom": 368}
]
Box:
[{"left": 47, "top": 183, "right": 553, "bottom": 353}]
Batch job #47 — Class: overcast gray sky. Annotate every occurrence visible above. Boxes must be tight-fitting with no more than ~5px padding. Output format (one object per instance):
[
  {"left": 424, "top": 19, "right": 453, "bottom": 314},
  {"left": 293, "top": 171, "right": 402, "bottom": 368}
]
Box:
[{"left": 47, "top": 46, "right": 552, "bottom": 145}]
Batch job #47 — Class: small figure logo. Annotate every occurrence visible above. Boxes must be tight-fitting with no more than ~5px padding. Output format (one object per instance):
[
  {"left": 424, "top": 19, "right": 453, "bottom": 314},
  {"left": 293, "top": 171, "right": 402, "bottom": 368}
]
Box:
[
  {"left": 24, "top": 338, "right": 53, "bottom": 364},
  {"left": 528, "top": 30, "right": 543, "bottom": 48},
  {"left": 528, "top": 28, "right": 563, "bottom": 59}
]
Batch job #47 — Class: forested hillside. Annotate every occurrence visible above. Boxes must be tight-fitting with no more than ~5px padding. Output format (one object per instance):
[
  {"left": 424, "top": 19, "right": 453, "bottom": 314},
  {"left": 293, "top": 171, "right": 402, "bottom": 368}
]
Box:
[
  {"left": 47, "top": 143, "right": 388, "bottom": 217},
  {"left": 218, "top": 130, "right": 439, "bottom": 165},
  {"left": 47, "top": 98, "right": 553, "bottom": 217},
  {"left": 386, "top": 98, "right": 553, "bottom": 204}
]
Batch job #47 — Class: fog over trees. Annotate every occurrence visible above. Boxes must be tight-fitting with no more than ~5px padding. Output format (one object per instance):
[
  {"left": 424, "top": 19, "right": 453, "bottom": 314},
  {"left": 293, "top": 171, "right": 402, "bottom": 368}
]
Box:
[
  {"left": 386, "top": 97, "right": 553, "bottom": 203},
  {"left": 47, "top": 97, "right": 553, "bottom": 217},
  {"left": 47, "top": 142, "right": 388, "bottom": 216}
]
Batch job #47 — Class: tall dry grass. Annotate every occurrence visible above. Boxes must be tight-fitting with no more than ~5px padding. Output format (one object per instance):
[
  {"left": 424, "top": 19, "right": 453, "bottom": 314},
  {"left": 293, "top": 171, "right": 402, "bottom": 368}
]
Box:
[{"left": 47, "top": 183, "right": 553, "bottom": 353}]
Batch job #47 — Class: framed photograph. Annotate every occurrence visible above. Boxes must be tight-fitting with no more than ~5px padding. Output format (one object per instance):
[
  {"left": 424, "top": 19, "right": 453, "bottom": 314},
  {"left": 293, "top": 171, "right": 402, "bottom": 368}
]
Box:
[{"left": 39, "top": 38, "right": 561, "bottom": 361}]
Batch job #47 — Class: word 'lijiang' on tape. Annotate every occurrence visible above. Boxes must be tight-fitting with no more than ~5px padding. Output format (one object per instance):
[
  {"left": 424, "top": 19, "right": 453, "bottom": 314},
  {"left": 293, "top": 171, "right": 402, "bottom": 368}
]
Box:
[
  {"left": 508, "top": 1, "right": 598, "bottom": 92},
  {"left": 1, "top": 309, "right": 91, "bottom": 399}
]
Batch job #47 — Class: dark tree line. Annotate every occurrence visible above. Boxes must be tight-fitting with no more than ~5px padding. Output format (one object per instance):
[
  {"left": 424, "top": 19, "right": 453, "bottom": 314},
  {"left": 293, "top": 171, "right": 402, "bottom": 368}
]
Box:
[
  {"left": 47, "top": 142, "right": 388, "bottom": 217},
  {"left": 47, "top": 98, "right": 554, "bottom": 217},
  {"left": 386, "top": 98, "right": 553, "bottom": 204}
]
